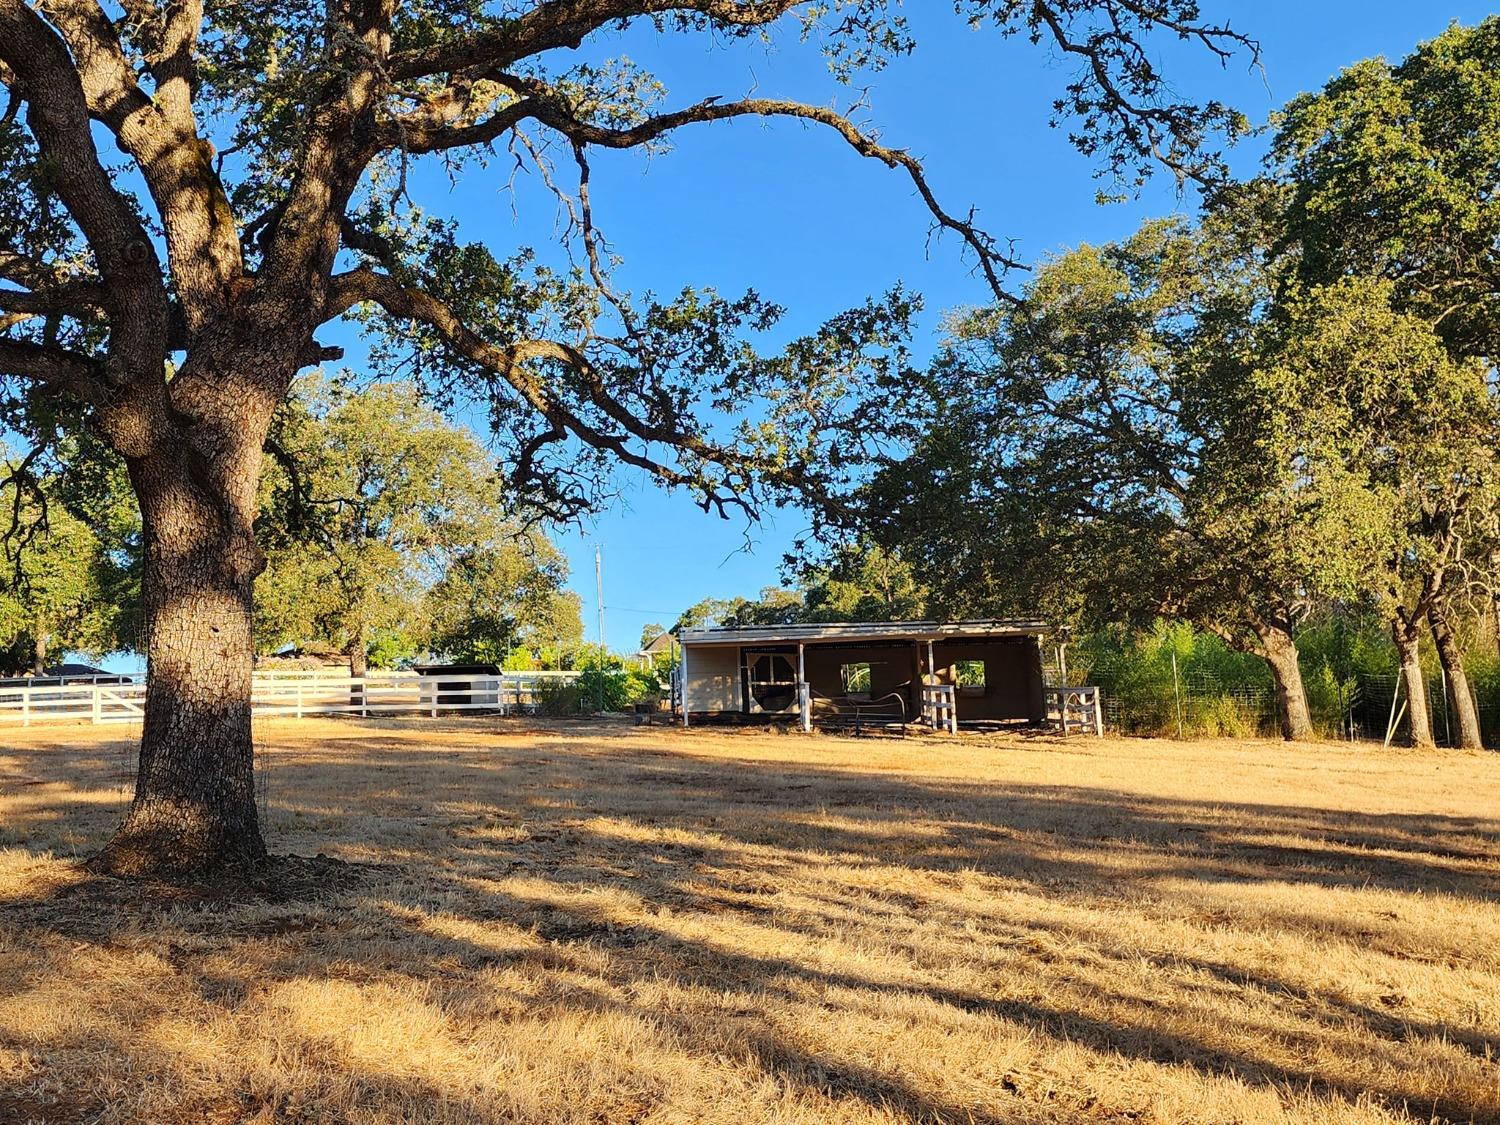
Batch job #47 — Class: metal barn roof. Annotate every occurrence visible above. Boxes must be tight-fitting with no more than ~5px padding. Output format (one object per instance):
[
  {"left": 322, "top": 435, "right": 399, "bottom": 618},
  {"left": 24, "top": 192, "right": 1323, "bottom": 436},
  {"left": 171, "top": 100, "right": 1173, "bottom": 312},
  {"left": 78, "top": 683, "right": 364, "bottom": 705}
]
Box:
[{"left": 677, "top": 619, "right": 1052, "bottom": 648}]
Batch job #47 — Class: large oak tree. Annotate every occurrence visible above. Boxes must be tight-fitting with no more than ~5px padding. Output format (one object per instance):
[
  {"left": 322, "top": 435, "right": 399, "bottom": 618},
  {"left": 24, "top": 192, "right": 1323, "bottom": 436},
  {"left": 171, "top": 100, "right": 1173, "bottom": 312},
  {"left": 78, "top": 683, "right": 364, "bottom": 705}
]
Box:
[
  {"left": 869, "top": 216, "right": 1404, "bottom": 742},
  {"left": 0, "top": 0, "right": 1254, "bottom": 874},
  {"left": 1270, "top": 16, "right": 1500, "bottom": 749}
]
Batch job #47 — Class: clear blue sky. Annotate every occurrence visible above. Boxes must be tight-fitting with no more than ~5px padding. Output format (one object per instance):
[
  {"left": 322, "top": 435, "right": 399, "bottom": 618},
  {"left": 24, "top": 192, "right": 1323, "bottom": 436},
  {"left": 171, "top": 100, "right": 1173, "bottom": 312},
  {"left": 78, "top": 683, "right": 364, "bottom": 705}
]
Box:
[{"left": 467, "top": 1, "right": 1492, "bottom": 653}]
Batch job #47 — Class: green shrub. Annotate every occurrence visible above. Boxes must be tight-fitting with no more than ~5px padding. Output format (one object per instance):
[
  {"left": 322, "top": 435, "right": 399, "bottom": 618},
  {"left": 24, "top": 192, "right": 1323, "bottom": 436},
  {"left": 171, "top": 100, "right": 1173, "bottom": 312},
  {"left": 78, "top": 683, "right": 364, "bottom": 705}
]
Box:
[
  {"left": 1081, "top": 621, "right": 1272, "bottom": 737},
  {"left": 1184, "top": 692, "right": 1259, "bottom": 738},
  {"left": 536, "top": 679, "right": 583, "bottom": 716},
  {"left": 574, "top": 668, "right": 662, "bottom": 712},
  {"left": 1066, "top": 614, "right": 1500, "bottom": 744},
  {"left": 1469, "top": 650, "right": 1500, "bottom": 747}
]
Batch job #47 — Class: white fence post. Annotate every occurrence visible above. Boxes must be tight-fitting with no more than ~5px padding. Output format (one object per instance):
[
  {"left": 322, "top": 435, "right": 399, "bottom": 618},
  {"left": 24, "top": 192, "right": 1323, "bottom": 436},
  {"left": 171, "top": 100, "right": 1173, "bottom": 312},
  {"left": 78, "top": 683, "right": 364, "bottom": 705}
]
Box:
[{"left": 92, "top": 685, "right": 102, "bottom": 725}]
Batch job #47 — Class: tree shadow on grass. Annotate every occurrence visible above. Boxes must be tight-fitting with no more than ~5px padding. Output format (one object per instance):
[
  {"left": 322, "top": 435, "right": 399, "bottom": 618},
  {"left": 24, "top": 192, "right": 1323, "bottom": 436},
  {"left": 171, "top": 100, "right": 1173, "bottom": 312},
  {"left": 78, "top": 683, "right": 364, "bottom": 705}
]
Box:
[{"left": 2, "top": 722, "right": 1499, "bottom": 1122}]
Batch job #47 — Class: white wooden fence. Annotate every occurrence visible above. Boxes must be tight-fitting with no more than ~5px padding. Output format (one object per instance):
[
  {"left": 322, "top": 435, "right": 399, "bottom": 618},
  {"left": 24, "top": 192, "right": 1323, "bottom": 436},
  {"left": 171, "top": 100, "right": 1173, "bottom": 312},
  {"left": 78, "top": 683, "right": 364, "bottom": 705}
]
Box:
[
  {"left": 1047, "top": 685, "right": 1105, "bottom": 736},
  {"left": 920, "top": 682, "right": 959, "bottom": 734},
  {"left": 0, "top": 670, "right": 582, "bottom": 727}
]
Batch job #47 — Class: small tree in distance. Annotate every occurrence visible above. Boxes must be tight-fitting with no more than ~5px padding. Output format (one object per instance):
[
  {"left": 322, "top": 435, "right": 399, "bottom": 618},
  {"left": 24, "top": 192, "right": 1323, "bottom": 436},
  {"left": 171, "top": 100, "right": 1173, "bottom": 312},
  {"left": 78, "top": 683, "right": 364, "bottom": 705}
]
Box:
[
  {"left": 0, "top": 469, "right": 124, "bottom": 674},
  {"left": 255, "top": 373, "right": 573, "bottom": 675}
]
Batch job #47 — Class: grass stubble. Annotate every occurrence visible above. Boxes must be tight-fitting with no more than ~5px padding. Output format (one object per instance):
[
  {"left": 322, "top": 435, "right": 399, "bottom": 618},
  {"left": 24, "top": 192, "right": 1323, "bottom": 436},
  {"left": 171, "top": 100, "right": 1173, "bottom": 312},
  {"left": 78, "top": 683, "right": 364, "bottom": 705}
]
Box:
[{"left": 0, "top": 717, "right": 1496, "bottom": 1123}]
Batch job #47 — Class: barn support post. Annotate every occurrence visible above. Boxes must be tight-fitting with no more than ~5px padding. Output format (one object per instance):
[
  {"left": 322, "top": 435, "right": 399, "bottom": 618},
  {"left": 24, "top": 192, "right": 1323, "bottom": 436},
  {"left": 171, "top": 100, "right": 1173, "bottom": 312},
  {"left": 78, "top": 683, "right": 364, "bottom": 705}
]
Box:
[
  {"left": 680, "top": 644, "right": 691, "bottom": 728},
  {"left": 926, "top": 639, "right": 938, "bottom": 730},
  {"left": 797, "top": 642, "right": 810, "bottom": 732}
]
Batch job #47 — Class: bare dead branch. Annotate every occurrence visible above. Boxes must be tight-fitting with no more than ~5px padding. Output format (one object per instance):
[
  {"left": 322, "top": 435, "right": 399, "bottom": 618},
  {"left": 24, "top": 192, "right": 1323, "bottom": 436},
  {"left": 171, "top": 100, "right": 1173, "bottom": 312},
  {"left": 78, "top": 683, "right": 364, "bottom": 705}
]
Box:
[{"left": 409, "top": 75, "right": 1023, "bottom": 298}]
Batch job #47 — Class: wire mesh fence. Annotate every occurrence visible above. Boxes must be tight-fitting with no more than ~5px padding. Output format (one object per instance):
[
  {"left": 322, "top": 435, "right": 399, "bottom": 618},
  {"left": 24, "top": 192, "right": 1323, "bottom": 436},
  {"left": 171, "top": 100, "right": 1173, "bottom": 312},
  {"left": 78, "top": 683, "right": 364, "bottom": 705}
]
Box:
[{"left": 1092, "top": 665, "right": 1498, "bottom": 746}]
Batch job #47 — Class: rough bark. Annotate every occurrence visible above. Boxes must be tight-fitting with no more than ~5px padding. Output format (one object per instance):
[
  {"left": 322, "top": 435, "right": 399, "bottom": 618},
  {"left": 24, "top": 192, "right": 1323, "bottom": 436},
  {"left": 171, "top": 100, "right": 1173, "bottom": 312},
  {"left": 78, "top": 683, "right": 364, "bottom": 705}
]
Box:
[
  {"left": 1428, "top": 600, "right": 1485, "bottom": 749},
  {"left": 89, "top": 405, "right": 275, "bottom": 877},
  {"left": 1254, "top": 620, "right": 1314, "bottom": 742},
  {"left": 30, "top": 633, "right": 45, "bottom": 676},
  {"left": 1392, "top": 616, "right": 1435, "bottom": 749}
]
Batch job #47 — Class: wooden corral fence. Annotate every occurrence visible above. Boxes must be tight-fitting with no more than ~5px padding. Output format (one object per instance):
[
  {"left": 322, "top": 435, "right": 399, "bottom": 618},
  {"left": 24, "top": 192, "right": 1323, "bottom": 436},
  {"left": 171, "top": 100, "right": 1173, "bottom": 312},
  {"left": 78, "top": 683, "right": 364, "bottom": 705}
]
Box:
[
  {"left": 1047, "top": 686, "right": 1105, "bottom": 736},
  {"left": 921, "top": 682, "right": 960, "bottom": 734},
  {"left": 0, "top": 670, "right": 582, "bottom": 727}
]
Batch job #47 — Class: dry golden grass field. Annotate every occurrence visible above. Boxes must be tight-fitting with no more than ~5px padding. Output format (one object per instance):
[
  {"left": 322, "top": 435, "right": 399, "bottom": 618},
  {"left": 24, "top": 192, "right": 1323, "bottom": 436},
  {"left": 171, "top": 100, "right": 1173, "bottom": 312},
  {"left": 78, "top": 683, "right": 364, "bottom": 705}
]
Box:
[{"left": 1, "top": 718, "right": 1498, "bottom": 1124}]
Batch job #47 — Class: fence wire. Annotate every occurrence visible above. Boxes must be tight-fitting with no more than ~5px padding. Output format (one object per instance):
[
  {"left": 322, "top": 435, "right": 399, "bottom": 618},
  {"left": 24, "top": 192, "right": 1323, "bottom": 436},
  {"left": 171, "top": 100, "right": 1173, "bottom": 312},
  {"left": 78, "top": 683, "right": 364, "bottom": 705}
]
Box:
[{"left": 1094, "top": 665, "right": 1498, "bottom": 746}]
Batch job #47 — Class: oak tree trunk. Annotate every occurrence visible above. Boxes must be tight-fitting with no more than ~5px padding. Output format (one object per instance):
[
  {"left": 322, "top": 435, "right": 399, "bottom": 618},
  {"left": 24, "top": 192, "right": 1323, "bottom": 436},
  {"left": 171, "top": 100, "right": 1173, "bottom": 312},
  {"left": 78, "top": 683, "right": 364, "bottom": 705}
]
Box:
[
  {"left": 30, "top": 633, "right": 45, "bottom": 677},
  {"left": 1392, "top": 617, "right": 1434, "bottom": 749},
  {"left": 1254, "top": 621, "right": 1313, "bottom": 741},
  {"left": 90, "top": 419, "right": 272, "bottom": 877},
  {"left": 1428, "top": 602, "right": 1485, "bottom": 750},
  {"left": 348, "top": 634, "right": 368, "bottom": 712}
]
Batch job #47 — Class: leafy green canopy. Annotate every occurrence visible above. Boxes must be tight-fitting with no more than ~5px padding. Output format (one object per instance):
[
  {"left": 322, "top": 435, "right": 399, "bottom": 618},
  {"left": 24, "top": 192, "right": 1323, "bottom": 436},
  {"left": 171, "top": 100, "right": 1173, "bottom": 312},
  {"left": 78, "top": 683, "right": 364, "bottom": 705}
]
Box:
[
  {"left": 673, "top": 541, "right": 925, "bottom": 630},
  {"left": 255, "top": 373, "right": 577, "bottom": 665},
  {"left": 859, "top": 215, "right": 1418, "bottom": 651},
  {"left": 0, "top": 459, "right": 128, "bottom": 672},
  {"left": 1272, "top": 17, "right": 1500, "bottom": 361},
  {"left": 1268, "top": 17, "right": 1500, "bottom": 630}
]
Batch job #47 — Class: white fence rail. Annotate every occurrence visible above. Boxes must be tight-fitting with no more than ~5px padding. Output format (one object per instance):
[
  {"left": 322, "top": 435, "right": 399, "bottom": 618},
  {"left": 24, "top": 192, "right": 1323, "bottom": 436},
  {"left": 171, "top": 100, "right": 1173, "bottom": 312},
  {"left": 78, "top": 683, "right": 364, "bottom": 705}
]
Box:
[{"left": 0, "top": 671, "right": 583, "bottom": 727}]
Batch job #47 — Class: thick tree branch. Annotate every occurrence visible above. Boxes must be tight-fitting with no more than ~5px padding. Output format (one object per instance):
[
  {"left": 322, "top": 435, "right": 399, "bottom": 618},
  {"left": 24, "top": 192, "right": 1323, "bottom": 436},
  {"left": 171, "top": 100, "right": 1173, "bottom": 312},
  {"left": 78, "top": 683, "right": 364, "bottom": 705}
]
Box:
[
  {"left": 0, "top": 0, "right": 171, "bottom": 409},
  {"left": 258, "top": 0, "right": 395, "bottom": 307},
  {"left": 387, "top": 0, "right": 802, "bottom": 81},
  {"left": 0, "top": 247, "right": 105, "bottom": 317},
  {"left": 38, "top": 0, "right": 243, "bottom": 330},
  {"left": 0, "top": 282, "right": 105, "bottom": 318},
  {"left": 395, "top": 95, "right": 536, "bottom": 153},
  {"left": 0, "top": 338, "right": 106, "bottom": 401}
]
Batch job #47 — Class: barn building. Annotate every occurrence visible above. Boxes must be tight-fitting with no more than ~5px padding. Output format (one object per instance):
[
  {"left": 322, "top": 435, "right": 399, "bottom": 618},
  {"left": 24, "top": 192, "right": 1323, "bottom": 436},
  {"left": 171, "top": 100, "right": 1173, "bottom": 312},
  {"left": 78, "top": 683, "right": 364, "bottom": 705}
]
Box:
[{"left": 675, "top": 619, "right": 1057, "bottom": 732}]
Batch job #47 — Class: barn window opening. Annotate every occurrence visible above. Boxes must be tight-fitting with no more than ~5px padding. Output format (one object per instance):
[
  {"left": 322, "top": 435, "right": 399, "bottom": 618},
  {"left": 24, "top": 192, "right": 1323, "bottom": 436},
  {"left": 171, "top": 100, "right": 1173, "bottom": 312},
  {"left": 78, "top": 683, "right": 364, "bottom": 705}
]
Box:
[
  {"left": 748, "top": 653, "right": 796, "bottom": 712},
  {"left": 841, "top": 662, "right": 873, "bottom": 699},
  {"left": 956, "top": 660, "right": 987, "bottom": 695}
]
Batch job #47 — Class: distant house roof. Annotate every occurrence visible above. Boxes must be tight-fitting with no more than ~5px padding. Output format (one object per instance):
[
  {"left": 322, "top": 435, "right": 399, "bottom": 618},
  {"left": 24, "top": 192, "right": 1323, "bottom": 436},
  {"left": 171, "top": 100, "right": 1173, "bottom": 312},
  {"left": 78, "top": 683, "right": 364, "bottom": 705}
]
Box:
[
  {"left": 0, "top": 663, "right": 134, "bottom": 687},
  {"left": 677, "top": 619, "right": 1052, "bottom": 648},
  {"left": 46, "top": 662, "right": 114, "bottom": 678},
  {"left": 638, "top": 632, "right": 676, "bottom": 656}
]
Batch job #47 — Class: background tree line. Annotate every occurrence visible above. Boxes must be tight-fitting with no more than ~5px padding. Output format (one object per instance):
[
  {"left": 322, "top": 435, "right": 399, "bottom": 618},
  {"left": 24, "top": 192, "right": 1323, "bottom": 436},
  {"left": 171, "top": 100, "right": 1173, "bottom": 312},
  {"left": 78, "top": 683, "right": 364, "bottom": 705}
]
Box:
[{"left": 832, "top": 18, "right": 1500, "bottom": 747}]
